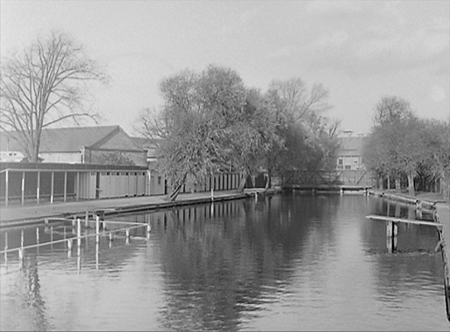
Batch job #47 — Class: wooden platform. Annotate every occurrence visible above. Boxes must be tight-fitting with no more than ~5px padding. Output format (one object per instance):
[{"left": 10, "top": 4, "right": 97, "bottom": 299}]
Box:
[{"left": 365, "top": 214, "right": 442, "bottom": 229}]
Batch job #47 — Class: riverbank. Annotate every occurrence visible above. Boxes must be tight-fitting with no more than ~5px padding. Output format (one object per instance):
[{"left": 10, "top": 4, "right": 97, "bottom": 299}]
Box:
[{"left": 0, "top": 187, "right": 281, "bottom": 228}]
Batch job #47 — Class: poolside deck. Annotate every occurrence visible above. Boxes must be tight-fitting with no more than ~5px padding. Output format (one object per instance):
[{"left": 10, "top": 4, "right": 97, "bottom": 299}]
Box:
[{"left": 0, "top": 188, "right": 282, "bottom": 227}]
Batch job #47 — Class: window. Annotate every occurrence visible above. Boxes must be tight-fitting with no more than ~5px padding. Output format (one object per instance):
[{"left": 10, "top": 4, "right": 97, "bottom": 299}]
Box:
[
  {"left": 338, "top": 158, "right": 343, "bottom": 165},
  {"left": 157, "top": 176, "right": 162, "bottom": 185},
  {"left": 344, "top": 165, "right": 351, "bottom": 170}
]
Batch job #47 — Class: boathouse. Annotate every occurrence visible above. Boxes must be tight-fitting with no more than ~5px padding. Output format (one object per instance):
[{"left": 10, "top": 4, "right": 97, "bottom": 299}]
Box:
[{"left": 0, "top": 162, "right": 149, "bottom": 206}]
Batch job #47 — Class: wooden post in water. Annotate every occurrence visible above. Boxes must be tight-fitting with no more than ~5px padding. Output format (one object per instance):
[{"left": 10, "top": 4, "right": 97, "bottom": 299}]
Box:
[
  {"left": 386, "top": 220, "right": 398, "bottom": 253},
  {"left": 77, "top": 247, "right": 81, "bottom": 274},
  {"left": 109, "top": 232, "right": 113, "bottom": 249},
  {"left": 19, "top": 229, "right": 24, "bottom": 269},
  {"left": 147, "top": 224, "right": 151, "bottom": 239},
  {"left": 95, "top": 242, "right": 99, "bottom": 270},
  {"left": 18, "top": 248, "right": 24, "bottom": 270},
  {"left": 96, "top": 210, "right": 105, "bottom": 230},
  {"left": 4, "top": 232, "right": 8, "bottom": 267}
]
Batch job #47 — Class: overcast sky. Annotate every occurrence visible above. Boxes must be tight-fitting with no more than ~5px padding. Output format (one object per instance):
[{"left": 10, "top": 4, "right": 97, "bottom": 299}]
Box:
[{"left": 1, "top": 0, "right": 449, "bottom": 136}]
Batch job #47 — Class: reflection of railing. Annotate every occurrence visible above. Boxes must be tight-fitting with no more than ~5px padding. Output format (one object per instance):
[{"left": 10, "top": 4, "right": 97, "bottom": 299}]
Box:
[{"left": 0, "top": 214, "right": 151, "bottom": 271}]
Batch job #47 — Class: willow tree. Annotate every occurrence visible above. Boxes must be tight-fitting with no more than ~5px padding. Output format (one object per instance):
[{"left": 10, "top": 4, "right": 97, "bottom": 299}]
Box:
[
  {"left": 137, "top": 65, "right": 249, "bottom": 201},
  {"left": 0, "top": 31, "right": 107, "bottom": 162}
]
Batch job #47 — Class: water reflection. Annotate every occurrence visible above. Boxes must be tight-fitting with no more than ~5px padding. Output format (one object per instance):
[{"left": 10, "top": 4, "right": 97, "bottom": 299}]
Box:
[{"left": 1, "top": 194, "right": 449, "bottom": 331}]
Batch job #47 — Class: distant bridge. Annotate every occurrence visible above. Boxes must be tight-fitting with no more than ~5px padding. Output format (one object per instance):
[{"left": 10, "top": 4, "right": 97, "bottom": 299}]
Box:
[{"left": 282, "top": 169, "right": 375, "bottom": 192}]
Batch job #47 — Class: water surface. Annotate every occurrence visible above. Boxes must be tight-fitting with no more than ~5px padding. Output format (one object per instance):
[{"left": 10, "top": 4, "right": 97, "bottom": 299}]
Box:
[{"left": 1, "top": 193, "right": 448, "bottom": 331}]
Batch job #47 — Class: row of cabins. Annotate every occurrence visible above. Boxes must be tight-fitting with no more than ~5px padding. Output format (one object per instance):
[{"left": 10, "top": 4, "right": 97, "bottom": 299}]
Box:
[
  {"left": 0, "top": 125, "right": 245, "bottom": 205},
  {"left": 0, "top": 125, "right": 367, "bottom": 205}
]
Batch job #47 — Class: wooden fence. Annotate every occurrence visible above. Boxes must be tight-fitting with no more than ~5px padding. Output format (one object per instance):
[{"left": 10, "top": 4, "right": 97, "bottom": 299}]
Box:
[{"left": 282, "top": 169, "right": 376, "bottom": 188}]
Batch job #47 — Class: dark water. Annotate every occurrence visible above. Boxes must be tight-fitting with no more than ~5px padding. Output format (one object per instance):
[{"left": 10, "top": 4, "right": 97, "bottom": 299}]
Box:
[{"left": 1, "top": 193, "right": 449, "bottom": 331}]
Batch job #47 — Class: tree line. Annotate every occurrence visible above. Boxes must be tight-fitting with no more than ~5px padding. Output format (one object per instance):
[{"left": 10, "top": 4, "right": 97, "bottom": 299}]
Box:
[
  {"left": 363, "top": 96, "right": 450, "bottom": 196},
  {"left": 135, "top": 65, "right": 340, "bottom": 200},
  {"left": 1, "top": 32, "right": 340, "bottom": 201}
]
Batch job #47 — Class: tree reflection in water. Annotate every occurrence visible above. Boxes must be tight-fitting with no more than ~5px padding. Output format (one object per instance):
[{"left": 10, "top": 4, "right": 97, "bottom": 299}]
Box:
[{"left": 154, "top": 194, "right": 335, "bottom": 331}]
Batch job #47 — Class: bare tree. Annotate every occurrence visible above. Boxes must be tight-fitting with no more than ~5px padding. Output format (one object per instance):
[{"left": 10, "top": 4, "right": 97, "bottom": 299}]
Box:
[
  {"left": 268, "top": 78, "right": 332, "bottom": 123},
  {"left": 373, "top": 95, "right": 413, "bottom": 126},
  {"left": 0, "top": 31, "right": 107, "bottom": 162}
]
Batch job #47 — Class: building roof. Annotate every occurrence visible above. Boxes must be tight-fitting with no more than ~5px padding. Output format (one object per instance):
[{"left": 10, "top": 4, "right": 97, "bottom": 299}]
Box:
[
  {"left": 337, "top": 136, "right": 366, "bottom": 157},
  {"left": 131, "top": 137, "right": 160, "bottom": 159},
  {"left": 0, "top": 125, "right": 142, "bottom": 153}
]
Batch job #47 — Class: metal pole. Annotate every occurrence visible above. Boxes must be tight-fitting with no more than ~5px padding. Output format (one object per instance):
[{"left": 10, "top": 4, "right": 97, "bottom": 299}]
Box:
[
  {"left": 76, "top": 172, "right": 80, "bottom": 201},
  {"left": 64, "top": 171, "right": 67, "bottom": 202},
  {"left": 37, "top": 171, "right": 40, "bottom": 204},
  {"left": 77, "top": 218, "right": 81, "bottom": 246},
  {"left": 5, "top": 169, "right": 9, "bottom": 206},
  {"left": 96, "top": 215, "right": 100, "bottom": 243},
  {"left": 50, "top": 171, "right": 54, "bottom": 204},
  {"left": 21, "top": 171, "right": 25, "bottom": 205}
]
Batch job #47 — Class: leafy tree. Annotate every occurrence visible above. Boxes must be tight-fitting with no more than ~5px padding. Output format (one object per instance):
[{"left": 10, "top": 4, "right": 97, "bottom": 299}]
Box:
[
  {"left": 0, "top": 31, "right": 108, "bottom": 162},
  {"left": 418, "top": 119, "right": 450, "bottom": 191},
  {"left": 364, "top": 96, "right": 430, "bottom": 195},
  {"left": 136, "top": 65, "right": 248, "bottom": 201}
]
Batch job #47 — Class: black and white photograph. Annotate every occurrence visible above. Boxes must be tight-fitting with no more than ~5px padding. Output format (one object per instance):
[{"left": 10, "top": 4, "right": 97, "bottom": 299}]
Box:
[{"left": 0, "top": 1, "right": 449, "bottom": 331}]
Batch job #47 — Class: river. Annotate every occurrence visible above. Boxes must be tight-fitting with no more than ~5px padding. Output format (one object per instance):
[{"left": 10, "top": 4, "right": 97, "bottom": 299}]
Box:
[{"left": 1, "top": 193, "right": 449, "bottom": 331}]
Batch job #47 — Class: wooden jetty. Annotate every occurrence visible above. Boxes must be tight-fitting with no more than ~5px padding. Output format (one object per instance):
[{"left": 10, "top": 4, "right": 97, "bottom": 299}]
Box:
[
  {"left": 366, "top": 212, "right": 450, "bottom": 321},
  {"left": 365, "top": 215, "right": 442, "bottom": 230}
]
